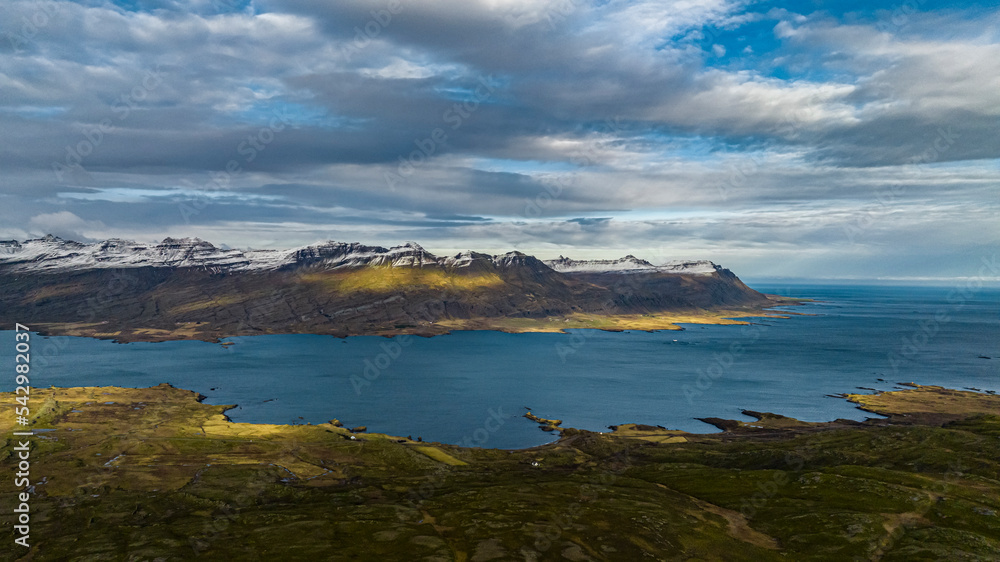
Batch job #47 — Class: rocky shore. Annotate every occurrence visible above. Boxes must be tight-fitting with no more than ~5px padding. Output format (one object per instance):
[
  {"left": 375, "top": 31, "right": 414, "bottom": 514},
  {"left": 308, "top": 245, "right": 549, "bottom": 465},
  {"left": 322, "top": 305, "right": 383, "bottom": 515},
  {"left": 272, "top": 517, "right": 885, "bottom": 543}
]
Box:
[{"left": 3, "top": 383, "right": 996, "bottom": 560}]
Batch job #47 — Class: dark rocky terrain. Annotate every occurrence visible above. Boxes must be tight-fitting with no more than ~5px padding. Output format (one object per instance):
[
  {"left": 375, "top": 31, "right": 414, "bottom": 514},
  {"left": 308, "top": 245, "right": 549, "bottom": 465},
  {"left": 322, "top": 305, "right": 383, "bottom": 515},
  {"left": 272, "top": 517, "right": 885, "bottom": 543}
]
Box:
[{"left": 0, "top": 236, "right": 780, "bottom": 341}]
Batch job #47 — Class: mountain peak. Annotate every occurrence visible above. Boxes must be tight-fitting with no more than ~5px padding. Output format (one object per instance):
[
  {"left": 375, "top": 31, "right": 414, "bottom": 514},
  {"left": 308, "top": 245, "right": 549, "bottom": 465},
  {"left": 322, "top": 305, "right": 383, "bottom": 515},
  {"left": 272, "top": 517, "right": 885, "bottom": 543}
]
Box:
[
  {"left": 544, "top": 255, "right": 719, "bottom": 275},
  {"left": 544, "top": 255, "right": 655, "bottom": 274},
  {"left": 0, "top": 236, "right": 726, "bottom": 277},
  {"left": 491, "top": 251, "right": 552, "bottom": 272},
  {"left": 159, "top": 237, "right": 214, "bottom": 248},
  {"left": 0, "top": 240, "right": 22, "bottom": 255}
]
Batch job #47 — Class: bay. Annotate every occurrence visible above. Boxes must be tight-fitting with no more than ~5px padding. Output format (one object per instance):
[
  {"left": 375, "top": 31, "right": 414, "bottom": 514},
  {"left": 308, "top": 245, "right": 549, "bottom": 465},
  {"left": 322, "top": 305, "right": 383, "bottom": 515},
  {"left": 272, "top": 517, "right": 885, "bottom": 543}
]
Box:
[{"left": 4, "top": 284, "right": 998, "bottom": 449}]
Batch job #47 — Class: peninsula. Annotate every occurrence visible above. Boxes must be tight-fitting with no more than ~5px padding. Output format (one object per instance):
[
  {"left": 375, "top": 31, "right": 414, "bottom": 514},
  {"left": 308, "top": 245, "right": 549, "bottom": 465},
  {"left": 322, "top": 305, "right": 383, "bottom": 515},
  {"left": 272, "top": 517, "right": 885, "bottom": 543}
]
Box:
[{"left": 0, "top": 236, "right": 799, "bottom": 342}]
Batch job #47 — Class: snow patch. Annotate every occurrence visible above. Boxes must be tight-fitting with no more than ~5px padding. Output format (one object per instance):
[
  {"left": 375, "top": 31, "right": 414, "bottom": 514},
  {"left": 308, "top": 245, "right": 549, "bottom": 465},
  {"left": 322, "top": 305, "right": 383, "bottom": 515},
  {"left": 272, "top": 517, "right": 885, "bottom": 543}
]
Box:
[
  {"left": 0, "top": 236, "right": 724, "bottom": 277},
  {"left": 545, "top": 256, "right": 720, "bottom": 275}
]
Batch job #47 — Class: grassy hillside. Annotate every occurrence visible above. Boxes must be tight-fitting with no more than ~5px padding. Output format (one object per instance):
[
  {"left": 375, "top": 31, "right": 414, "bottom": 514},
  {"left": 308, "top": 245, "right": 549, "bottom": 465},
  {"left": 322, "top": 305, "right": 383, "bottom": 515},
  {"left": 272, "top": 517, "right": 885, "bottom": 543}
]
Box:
[
  {"left": 1, "top": 384, "right": 997, "bottom": 560},
  {"left": 0, "top": 264, "right": 786, "bottom": 342}
]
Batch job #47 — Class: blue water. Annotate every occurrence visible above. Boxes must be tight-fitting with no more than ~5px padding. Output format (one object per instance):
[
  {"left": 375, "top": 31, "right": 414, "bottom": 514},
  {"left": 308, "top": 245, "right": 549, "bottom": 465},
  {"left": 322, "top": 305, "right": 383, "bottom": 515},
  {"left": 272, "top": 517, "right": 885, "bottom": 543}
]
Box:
[{"left": 4, "top": 285, "right": 998, "bottom": 449}]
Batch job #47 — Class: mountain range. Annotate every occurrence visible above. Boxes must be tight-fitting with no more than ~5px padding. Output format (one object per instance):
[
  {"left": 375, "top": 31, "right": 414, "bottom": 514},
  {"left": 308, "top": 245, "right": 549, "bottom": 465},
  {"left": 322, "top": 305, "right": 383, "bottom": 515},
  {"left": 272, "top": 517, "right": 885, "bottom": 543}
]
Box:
[{"left": 0, "top": 236, "right": 782, "bottom": 342}]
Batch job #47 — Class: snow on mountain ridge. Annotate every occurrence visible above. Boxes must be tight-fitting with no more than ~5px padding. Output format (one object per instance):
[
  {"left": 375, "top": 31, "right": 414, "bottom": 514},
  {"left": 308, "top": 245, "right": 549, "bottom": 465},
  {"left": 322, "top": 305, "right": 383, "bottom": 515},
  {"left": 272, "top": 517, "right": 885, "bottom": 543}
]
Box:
[
  {"left": 0, "top": 237, "right": 450, "bottom": 273},
  {"left": 442, "top": 251, "right": 493, "bottom": 268},
  {"left": 0, "top": 236, "right": 723, "bottom": 276},
  {"left": 0, "top": 240, "right": 22, "bottom": 255},
  {"left": 545, "top": 255, "right": 720, "bottom": 275},
  {"left": 544, "top": 255, "right": 657, "bottom": 274},
  {"left": 0, "top": 236, "right": 254, "bottom": 273},
  {"left": 655, "top": 260, "right": 720, "bottom": 275}
]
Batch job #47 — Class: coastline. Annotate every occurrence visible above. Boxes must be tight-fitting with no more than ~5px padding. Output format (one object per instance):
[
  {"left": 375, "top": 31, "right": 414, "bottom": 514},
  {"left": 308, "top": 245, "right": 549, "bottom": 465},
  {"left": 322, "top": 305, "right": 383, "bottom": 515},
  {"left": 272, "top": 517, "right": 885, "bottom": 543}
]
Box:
[
  {"left": 3, "top": 383, "right": 998, "bottom": 560},
  {"left": 21, "top": 295, "right": 810, "bottom": 344},
  {"left": 4, "top": 381, "right": 992, "bottom": 454}
]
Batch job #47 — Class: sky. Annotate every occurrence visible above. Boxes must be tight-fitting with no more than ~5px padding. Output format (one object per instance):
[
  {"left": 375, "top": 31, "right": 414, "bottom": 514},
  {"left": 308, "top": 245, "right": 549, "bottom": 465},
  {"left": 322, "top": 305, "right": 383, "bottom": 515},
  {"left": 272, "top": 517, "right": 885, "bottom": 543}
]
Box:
[{"left": 0, "top": 0, "right": 998, "bottom": 281}]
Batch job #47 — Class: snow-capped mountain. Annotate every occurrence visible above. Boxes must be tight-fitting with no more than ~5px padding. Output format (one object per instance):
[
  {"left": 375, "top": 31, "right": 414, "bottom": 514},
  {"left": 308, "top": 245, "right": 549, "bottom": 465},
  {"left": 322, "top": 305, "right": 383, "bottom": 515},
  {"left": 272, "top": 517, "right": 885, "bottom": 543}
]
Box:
[
  {"left": 0, "top": 236, "right": 440, "bottom": 273},
  {"left": 544, "top": 255, "right": 721, "bottom": 276},
  {"left": 0, "top": 235, "right": 254, "bottom": 273},
  {"left": 0, "top": 236, "right": 771, "bottom": 343},
  {"left": 0, "top": 235, "right": 724, "bottom": 277}
]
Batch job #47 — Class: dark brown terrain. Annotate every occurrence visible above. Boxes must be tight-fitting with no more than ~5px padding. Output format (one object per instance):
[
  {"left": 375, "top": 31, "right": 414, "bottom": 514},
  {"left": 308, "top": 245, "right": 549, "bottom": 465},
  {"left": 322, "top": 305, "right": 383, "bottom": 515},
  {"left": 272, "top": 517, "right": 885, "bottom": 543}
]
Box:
[{"left": 0, "top": 237, "right": 785, "bottom": 342}]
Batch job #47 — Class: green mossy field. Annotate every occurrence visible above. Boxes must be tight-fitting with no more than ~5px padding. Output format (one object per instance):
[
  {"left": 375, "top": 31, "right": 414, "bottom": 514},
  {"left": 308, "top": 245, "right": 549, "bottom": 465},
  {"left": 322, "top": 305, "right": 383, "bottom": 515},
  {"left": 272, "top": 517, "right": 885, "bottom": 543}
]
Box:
[{"left": 2, "top": 384, "right": 998, "bottom": 560}]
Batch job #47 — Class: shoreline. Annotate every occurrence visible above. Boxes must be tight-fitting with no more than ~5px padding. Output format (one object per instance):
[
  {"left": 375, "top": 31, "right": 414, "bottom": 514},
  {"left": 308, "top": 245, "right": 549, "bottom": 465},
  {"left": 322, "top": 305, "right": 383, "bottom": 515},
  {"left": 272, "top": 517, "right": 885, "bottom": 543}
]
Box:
[
  {"left": 5, "top": 385, "right": 997, "bottom": 559},
  {"left": 18, "top": 296, "right": 811, "bottom": 344},
  {"left": 7, "top": 381, "right": 993, "bottom": 453}
]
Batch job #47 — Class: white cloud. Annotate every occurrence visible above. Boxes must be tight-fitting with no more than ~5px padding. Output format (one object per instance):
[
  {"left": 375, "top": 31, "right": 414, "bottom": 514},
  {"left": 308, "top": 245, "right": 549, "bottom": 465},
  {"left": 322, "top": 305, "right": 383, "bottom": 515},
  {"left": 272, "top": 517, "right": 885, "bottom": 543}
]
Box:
[
  {"left": 0, "top": 0, "right": 998, "bottom": 279},
  {"left": 28, "top": 211, "right": 106, "bottom": 241}
]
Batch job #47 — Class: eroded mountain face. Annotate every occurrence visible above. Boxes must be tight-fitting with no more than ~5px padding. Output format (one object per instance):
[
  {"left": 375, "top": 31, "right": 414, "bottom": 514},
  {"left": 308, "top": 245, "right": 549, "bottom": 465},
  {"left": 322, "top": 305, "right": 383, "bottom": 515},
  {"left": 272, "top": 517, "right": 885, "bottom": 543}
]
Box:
[{"left": 0, "top": 236, "right": 773, "bottom": 341}]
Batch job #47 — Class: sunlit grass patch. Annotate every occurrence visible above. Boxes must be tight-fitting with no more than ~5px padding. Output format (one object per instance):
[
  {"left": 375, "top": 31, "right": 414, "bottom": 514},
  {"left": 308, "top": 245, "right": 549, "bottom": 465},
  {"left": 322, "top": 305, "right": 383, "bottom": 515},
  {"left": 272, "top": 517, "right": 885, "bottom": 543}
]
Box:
[
  {"left": 412, "top": 446, "right": 468, "bottom": 466},
  {"left": 301, "top": 266, "right": 505, "bottom": 294},
  {"left": 169, "top": 295, "right": 246, "bottom": 314}
]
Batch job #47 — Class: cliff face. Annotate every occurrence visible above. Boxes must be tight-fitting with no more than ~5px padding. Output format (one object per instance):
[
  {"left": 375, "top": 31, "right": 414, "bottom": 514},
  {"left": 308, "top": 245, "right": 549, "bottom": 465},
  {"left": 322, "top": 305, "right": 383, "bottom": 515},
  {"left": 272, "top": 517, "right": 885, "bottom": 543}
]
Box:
[{"left": 0, "top": 236, "right": 773, "bottom": 340}]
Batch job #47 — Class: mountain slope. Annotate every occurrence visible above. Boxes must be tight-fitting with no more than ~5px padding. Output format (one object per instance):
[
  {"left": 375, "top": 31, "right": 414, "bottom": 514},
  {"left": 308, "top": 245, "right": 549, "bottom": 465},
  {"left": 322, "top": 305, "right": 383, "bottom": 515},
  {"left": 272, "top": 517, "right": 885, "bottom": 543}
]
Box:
[{"left": 0, "top": 236, "right": 783, "bottom": 341}]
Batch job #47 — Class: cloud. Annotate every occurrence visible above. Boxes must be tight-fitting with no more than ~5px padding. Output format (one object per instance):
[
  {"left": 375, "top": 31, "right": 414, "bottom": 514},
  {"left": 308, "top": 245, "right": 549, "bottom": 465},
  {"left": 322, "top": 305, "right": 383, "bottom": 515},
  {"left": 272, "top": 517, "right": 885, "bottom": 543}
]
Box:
[
  {"left": 566, "top": 217, "right": 612, "bottom": 227},
  {"left": 0, "top": 0, "right": 997, "bottom": 279},
  {"left": 27, "top": 211, "right": 106, "bottom": 241}
]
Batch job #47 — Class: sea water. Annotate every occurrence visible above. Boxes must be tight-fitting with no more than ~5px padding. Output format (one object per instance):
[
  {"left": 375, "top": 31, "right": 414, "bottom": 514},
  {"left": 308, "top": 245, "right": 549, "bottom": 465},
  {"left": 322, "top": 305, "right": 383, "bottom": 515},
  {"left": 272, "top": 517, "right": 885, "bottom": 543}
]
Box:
[{"left": 4, "top": 284, "right": 997, "bottom": 449}]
